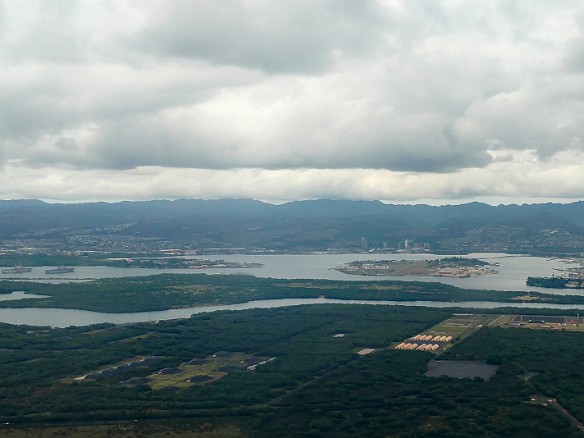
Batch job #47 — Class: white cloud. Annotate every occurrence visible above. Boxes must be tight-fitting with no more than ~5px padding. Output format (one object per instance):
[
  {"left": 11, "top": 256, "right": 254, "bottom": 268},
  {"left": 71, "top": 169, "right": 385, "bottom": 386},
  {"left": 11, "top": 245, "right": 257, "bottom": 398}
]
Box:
[{"left": 1, "top": 0, "right": 584, "bottom": 203}]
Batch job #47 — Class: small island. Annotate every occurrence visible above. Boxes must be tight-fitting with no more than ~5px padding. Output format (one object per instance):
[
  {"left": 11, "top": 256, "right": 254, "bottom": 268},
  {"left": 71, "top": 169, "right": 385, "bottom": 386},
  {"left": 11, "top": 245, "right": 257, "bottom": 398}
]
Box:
[{"left": 334, "top": 257, "right": 497, "bottom": 278}]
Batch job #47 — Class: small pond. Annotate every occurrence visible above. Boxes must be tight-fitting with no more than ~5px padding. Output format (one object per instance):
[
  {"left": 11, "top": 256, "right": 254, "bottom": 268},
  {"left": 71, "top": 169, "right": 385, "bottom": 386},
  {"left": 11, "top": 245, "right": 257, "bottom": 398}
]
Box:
[{"left": 425, "top": 359, "right": 499, "bottom": 381}]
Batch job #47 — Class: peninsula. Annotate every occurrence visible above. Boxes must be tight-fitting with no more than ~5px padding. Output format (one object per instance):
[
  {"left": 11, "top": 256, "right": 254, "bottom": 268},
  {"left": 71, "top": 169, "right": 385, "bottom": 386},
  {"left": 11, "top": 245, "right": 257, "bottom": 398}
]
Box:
[{"left": 526, "top": 261, "right": 584, "bottom": 289}]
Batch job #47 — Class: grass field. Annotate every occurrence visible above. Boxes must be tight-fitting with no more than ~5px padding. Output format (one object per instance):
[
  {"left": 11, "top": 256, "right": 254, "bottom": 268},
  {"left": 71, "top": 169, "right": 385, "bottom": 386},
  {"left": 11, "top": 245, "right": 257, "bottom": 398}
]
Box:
[
  {"left": 490, "top": 314, "right": 584, "bottom": 332},
  {"left": 123, "top": 352, "right": 273, "bottom": 390},
  {"left": 436, "top": 314, "right": 497, "bottom": 339}
]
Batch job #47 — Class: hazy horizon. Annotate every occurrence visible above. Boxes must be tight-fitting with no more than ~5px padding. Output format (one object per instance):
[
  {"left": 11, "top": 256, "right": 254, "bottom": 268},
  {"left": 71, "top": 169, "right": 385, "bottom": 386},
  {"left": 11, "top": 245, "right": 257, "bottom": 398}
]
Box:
[{"left": 2, "top": 195, "right": 583, "bottom": 208}]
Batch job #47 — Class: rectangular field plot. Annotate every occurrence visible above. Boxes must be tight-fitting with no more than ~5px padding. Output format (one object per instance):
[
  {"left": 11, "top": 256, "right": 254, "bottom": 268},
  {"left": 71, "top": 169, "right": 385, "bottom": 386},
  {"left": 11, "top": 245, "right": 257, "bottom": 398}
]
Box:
[
  {"left": 490, "top": 314, "right": 584, "bottom": 331},
  {"left": 394, "top": 314, "right": 497, "bottom": 353},
  {"left": 120, "top": 351, "right": 275, "bottom": 391}
]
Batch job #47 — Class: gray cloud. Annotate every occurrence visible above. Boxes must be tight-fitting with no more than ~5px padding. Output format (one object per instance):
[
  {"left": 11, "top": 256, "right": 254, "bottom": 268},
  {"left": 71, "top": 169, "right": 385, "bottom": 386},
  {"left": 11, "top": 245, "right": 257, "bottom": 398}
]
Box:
[
  {"left": 126, "top": 0, "right": 389, "bottom": 74},
  {"left": 1, "top": 0, "right": 584, "bottom": 202}
]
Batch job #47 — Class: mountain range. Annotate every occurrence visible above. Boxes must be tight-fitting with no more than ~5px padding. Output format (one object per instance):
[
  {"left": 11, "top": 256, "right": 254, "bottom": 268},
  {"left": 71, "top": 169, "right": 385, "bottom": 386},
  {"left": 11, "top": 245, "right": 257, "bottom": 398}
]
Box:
[{"left": 1, "top": 199, "right": 584, "bottom": 255}]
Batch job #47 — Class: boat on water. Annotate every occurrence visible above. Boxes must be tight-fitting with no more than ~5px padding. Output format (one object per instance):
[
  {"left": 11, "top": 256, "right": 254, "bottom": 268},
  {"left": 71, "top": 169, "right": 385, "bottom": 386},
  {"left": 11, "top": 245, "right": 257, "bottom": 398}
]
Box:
[
  {"left": 1, "top": 266, "right": 33, "bottom": 274},
  {"left": 45, "top": 267, "right": 75, "bottom": 274}
]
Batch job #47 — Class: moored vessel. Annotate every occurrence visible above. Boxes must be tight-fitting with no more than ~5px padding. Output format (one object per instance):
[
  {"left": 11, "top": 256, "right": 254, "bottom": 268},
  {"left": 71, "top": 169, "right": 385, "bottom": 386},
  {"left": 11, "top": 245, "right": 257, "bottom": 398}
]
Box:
[
  {"left": 1, "top": 266, "right": 33, "bottom": 274},
  {"left": 45, "top": 267, "right": 75, "bottom": 274}
]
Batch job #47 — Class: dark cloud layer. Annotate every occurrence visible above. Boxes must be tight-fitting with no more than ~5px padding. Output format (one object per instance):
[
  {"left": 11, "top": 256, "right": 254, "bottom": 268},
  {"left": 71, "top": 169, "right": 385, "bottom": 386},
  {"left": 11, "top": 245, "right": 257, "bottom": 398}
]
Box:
[
  {"left": 128, "top": 0, "right": 388, "bottom": 74},
  {"left": 1, "top": 0, "right": 584, "bottom": 202}
]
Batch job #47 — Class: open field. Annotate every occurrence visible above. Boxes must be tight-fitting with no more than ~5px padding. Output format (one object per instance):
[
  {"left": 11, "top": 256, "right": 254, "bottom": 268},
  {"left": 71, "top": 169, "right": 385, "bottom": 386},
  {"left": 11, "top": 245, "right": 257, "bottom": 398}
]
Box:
[
  {"left": 394, "top": 313, "right": 497, "bottom": 353},
  {"left": 437, "top": 314, "right": 498, "bottom": 338},
  {"left": 139, "top": 352, "right": 273, "bottom": 390},
  {"left": 490, "top": 314, "right": 584, "bottom": 331}
]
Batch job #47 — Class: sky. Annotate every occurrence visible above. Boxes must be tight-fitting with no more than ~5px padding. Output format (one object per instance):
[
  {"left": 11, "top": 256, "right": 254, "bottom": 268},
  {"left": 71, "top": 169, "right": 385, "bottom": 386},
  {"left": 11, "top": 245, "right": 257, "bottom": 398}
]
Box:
[{"left": 1, "top": 0, "right": 584, "bottom": 205}]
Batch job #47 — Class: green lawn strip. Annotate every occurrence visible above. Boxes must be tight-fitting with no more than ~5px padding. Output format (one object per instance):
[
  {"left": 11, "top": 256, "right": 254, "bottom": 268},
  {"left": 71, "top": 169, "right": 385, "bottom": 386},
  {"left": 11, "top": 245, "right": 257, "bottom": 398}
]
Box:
[{"left": 145, "top": 353, "right": 271, "bottom": 390}]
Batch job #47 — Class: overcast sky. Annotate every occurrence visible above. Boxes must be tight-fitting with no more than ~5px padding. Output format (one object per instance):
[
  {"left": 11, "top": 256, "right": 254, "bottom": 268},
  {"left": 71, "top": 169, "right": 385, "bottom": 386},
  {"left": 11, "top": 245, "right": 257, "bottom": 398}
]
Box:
[{"left": 1, "top": 0, "right": 584, "bottom": 204}]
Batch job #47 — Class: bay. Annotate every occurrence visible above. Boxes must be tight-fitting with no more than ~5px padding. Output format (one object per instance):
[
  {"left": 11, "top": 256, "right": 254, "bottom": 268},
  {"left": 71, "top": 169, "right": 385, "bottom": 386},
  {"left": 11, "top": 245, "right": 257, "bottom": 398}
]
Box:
[
  {"left": 0, "top": 253, "right": 574, "bottom": 294},
  {"left": 0, "top": 253, "right": 581, "bottom": 327}
]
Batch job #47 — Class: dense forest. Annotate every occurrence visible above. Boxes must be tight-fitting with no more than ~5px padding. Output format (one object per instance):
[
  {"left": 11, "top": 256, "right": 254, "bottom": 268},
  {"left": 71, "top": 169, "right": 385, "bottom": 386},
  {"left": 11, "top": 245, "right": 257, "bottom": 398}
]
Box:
[
  {"left": 527, "top": 276, "right": 584, "bottom": 289},
  {"left": 1, "top": 305, "right": 584, "bottom": 437},
  {"left": 1, "top": 273, "right": 584, "bottom": 312}
]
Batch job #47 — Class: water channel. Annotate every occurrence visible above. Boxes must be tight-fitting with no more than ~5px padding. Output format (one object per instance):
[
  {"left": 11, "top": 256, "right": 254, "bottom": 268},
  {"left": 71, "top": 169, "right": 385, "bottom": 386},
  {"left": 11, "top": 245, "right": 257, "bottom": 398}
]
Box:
[
  {"left": 2, "top": 295, "right": 584, "bottom": 328},
  {"left": 0, "top": 253, "right": 581, "bottom": 327},
  {"left": 0, "top": 253, "right": 575, "bottom": 294}
]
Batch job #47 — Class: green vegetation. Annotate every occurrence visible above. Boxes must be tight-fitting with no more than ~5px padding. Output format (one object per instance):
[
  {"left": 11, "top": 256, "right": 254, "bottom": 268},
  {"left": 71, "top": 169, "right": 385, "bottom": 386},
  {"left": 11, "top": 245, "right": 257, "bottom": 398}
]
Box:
[
  {"left": 1, "top": 305, "right": 583, "bottom": 437},
  {"left": 427, "top": 256, "right": 490, "bottom": 267},
  {"left": 442, "top": 326, "right": 584, "bottom": 431},
  {"left": 0, "top": 306, "right": 446, "bottom": 429},
  {"left": 3, "top": 273, "right": 584, "bottom": 313},
  {"left": 137, "top": 352, "right": 272, "bottom": 390},
  {"left": 0, "top": 423, "right": 243, "bottom": 438},
  {"left": 527, "top": 276, "right": 583, "bottom": 289}
]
